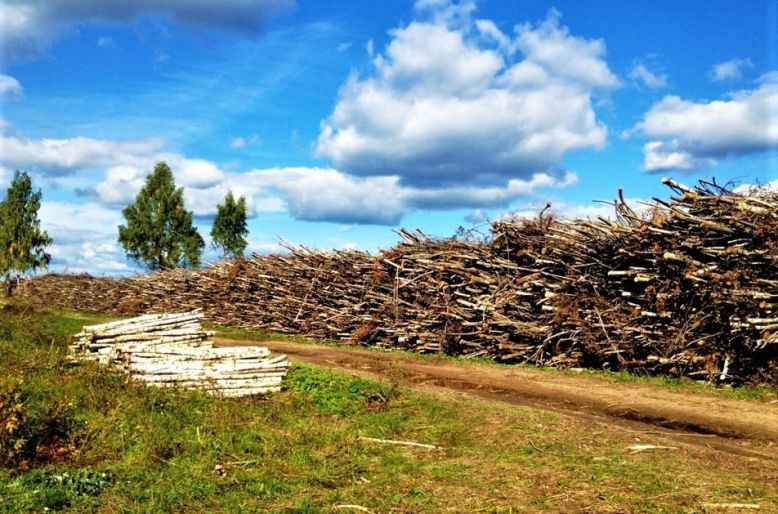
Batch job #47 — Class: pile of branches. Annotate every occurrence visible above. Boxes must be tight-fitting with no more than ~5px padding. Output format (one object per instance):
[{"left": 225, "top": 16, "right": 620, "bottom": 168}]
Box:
[
  {"left": 492, "top": 179, "right": 777, "bottom": 383},
  {"left": 13, "top": 179, "right": 777, "bottom": 385}
]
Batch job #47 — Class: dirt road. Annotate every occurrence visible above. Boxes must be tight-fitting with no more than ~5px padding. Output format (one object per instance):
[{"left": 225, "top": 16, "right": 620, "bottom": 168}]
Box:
[{"left": 217, "top": 337, "right": 778, "bottom": 459}]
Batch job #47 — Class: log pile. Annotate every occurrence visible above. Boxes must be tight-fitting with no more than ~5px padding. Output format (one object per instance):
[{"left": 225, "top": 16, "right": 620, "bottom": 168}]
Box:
[
  {"left": 71, "top": 311, "right": 289, "bottom": 396},
  {"left": 13, "top": 179, "right": 777, "bottom": 385}
]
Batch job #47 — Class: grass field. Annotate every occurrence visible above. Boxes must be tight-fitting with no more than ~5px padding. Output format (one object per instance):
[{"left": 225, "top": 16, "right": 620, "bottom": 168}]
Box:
[{"left": 1, "top": 306, "right": 776, "bottom": 513}]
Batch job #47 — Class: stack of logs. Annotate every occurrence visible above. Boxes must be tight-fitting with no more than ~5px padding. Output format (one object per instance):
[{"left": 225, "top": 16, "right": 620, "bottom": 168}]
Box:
[
  {"left": 71, "top": 310, "right": 289, "bottom": 396},
  {"left": 15, "top": 179, "right": 777, "bottom": 385}
]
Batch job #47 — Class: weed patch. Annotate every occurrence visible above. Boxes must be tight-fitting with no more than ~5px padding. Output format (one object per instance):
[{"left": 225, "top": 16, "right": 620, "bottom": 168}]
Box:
[{"left": 286, "top": 365, "right": 399, "bottom": 416}]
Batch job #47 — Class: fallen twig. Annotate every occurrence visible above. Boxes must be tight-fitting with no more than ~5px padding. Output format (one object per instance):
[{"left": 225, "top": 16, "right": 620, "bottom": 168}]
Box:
[
  {"left": 626, "top": 444, "right": 678, "bottom": 453},
  {"left": 357, "top": 436, "right": 441, "bottom": 450}
]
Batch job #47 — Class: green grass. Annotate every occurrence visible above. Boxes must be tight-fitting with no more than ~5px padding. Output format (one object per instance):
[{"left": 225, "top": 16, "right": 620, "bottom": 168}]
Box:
[{"left": 1, "top": 307, "right": 776, "bottom": 513}]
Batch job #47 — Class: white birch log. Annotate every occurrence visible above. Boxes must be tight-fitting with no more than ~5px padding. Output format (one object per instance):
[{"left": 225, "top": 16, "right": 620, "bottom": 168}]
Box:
[{"left": 70, "top": 311, "right": 288, "bottom": 396}]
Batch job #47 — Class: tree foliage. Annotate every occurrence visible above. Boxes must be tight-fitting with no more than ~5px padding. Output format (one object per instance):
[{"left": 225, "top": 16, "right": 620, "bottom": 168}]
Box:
[
  {"left": 118, "top": 162, "right": 204, "bottom": 270},
  {"left": 0, "top": 171, "right": 52, "bottom": 287},
  {"left": 210, "top": 191, "right": 249, "bottom": 259}
]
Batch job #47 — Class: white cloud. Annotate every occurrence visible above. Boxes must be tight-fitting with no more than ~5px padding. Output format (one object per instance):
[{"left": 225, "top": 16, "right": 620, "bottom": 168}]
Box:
[
  {"left": 247, "top": 238, "right": 286, "bottom": 255},
  {"left": 0, "top": 130, "right": 164, "bottom": 175},
  {"left": 710, "top": 58, "right": 753, "bottom": 82},
  {"left": 326, "top": 237, "right": 359, "bottom": 250},
  {"left": 642, "top": 140, "right": 714, "bottom": 171},
  {"left": 229, "top": 166, "right": 576, "bottom": 225},
  {"left": 174, "top": 158, "right": 225, "bottom": 188},
  {"left": 475, "top": 19, "right": 510, "bottom": 49},
  {"left": 734, "top": 179, "right": 778, "bottom": 194},
  {"left": 0, "top": 125, "right": 233, "bottom": 205},
  {"left": 628, "top": 63, "right": 668, "bottom": 89},
  {"left": 38, "top": 201, "right": 131, "bottom": 275},
  {"left": 1, "top": 0, "right": 295, "bottom": 61},
  {"left": 315, "top": 4, "right": 617, "bottom": 189},
  {"left": 97, "top": 163, "right": 575, "bottom": 225},
  {"left": 497, "top": 197, "right": 647, "bottom": 223},
  {"left": 248, "top": 167, "right": 409, "bottom": 224},
  {"left": 0, "top": 74, "right": 23, "bottom": 99},
  {"left": 93, "top": 165, "right": 147, "bottom": 204},
  {"left": 253, "top": 196, "right": 286, "bottom": 212},
  {"left": 635, "top": 73, "right": 778, "bottom": 171},
  {"left": 2, "top": 118, "right": 576, "bottom": 225}
]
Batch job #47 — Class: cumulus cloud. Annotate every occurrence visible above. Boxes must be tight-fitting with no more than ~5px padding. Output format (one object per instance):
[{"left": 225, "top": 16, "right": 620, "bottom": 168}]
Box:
[
  {"left": 0, "top": 122, "right": 233, "bottom": 191},
  {"left": 1, "top": 126, "right": 577, "bottom": 225},
  {"left": 315, "top": 4, "right": 618, "bottom": 189},
  {"left": 38, "top": 201, "right": 132, "bottom": 275},
  {"left": 97, "top": 162, "right": 577, "bottom": 225},
  {"left": 635, "top": 73, "right": 778, "bottom": 172},
  {"left": 0, "top": 130, "right": 164, "bottom": 175},
  {"left": 710, "top": 58, "right": 753, "bottom": 82},
  {"left": 0, "top": 73, "right": 23, "bottom": 99},
  {"left": 240, "top": 167, "right": 576, "bottom": 224},
  {"left": 628, "top": 63, "right": 667, "bottom": 89},
  {"left": 1, "top": 0, "right": 295, "bottom": 60}
]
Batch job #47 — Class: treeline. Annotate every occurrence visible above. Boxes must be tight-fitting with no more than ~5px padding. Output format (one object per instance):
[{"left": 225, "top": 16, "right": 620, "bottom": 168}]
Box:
[{"left": 0, "top": 162, "right": 250, "bottom": 287}]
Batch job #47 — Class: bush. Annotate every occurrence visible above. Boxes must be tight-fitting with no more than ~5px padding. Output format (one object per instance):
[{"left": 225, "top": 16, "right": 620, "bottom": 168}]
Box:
[
  {"left": 0, "top": 376, "right": 80, "bottom": 470},
  {"left": 0, "top": 307, "right": 81, "bottom": 471}
]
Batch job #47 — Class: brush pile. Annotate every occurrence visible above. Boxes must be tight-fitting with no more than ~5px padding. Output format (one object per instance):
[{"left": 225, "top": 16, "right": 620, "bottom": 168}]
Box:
[
  {"left": 71, "top": 310, "right": 289, "bottom": 396},
  {"left": 491, "top": 179, "right": 777, "bottom": 383},
  {"left": 14, "top": 179, "right": 777, "bottom": 385}
]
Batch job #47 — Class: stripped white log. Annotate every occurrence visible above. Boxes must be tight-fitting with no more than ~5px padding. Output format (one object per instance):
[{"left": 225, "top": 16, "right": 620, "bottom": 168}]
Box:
[
  {"left": 89, "top": 329, "right": 215, "bottom": 342},
  {"left": 78, "top": 311, "right": 200, "bottom": 332},
  {"left": 126, "top": 365, "right": 289, "bottom": 379},
  {"left": 127, "top": 345, "right": 271, "bottom": 358},
  {"left": 127, "top": 354, "right": 288, "bottom": 369},
  {"left": 79, "top": 316, "right": 201, "bottom": 336},
  {"left": 132, "top": 376, "right": 288, "bottom": 387},
  {"left": 70, "top": 312, "right": 288, "bottom": 396}
]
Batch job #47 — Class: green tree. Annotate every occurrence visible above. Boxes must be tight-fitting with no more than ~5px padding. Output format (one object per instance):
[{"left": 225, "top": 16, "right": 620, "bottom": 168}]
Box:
[
  {"left": 211, "top": 191, "right": 249, "bottom": 259},
  {"left": 118, "top": 162, "right": 204, "bottom": 270},
  {"left": 0, "top": 171, "right": 52, "bottom": 293}
]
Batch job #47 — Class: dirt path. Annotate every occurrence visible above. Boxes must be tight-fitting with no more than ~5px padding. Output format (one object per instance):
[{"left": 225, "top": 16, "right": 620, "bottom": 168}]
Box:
[{"left": 216, "top": 337, "right": 778, "bottom": 459}]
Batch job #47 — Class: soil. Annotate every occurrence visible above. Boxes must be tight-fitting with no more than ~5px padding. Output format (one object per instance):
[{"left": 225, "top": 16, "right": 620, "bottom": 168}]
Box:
[{"left": 216, "top": 337, "right": 778, "bottom": 461}]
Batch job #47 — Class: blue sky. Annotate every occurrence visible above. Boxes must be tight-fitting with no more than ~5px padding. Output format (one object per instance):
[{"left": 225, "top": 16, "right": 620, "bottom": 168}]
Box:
[{"left": 0, "top": 0, "right": 776, "bottom": 274}]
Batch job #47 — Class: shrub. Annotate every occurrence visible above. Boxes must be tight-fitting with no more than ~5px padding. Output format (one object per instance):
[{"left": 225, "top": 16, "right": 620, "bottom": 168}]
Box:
[{"left": 0, "top": 376, "right": 80, "bottom": 470}]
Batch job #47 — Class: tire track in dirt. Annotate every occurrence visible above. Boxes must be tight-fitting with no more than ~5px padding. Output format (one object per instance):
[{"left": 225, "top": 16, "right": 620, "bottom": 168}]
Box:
[{"left": 216, "top": 337, "right": 778, "bottom": 460}]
